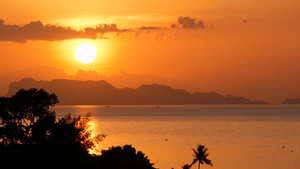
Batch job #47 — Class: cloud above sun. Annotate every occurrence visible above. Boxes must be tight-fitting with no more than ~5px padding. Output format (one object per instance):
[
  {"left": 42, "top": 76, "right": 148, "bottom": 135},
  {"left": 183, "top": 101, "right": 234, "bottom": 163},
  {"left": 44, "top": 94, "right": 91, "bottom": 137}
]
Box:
[
  {"left": 174, "top": 16, "right": 206, "bottom": 29},
  {"left": 0, "top": 19, "right": 126, "bottom": 43},
  {"left": 0, "top": 16, "right": 208, "bottom": 43}
]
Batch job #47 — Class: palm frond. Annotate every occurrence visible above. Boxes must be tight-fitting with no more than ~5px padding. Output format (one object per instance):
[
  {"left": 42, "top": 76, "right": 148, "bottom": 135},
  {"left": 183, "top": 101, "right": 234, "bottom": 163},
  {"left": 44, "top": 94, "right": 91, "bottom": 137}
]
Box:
[
  {"left": 203, "top": 158, "right": 212, "bottom": 166},
  {"left": 190, "top": 158, "right": 198, "bottom": 166},
  {"left": 192, "top": 148, "right": 199, "bottom": 157},
  {"left": 191, "top": 144, "right": 213, "bottom": 168}
]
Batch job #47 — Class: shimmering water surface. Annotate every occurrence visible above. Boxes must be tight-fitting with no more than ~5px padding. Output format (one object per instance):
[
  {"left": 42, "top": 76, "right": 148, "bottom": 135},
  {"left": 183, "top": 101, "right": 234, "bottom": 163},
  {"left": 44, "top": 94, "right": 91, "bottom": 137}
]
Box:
[{"left": 53, "top": 105, "right": 300, "bottom": 169}]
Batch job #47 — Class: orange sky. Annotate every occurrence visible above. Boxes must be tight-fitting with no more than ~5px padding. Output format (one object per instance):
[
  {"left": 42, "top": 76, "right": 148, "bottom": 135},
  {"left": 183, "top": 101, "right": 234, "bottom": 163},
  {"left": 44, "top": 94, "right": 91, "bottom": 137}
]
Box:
[{"left": 0, "top": 0, "right": 300, "bottom": 103}]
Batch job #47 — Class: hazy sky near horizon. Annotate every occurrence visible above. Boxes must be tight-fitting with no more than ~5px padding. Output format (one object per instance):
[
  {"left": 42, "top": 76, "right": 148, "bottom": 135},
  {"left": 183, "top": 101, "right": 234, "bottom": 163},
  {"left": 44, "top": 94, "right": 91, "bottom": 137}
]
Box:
[{"left": 0, "top": 0, "right": 300, "bottom": 103}]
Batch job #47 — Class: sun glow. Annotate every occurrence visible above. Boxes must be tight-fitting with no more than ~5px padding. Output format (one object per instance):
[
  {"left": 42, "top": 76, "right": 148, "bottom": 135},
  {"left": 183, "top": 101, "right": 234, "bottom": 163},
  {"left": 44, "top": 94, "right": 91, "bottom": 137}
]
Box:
[{"left": 75, "top": 44, "right": 96, "bottom": 63}]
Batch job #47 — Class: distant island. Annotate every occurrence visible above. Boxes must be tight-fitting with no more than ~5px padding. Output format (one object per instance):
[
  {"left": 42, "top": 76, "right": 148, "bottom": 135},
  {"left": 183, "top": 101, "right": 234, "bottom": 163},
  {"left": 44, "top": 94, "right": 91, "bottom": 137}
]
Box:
[
  {"left": 282, "top": 98, "right": 300, "bottom": 104},
  {"left": 5, "top": 78, "right": 268, "bottom": 105}
]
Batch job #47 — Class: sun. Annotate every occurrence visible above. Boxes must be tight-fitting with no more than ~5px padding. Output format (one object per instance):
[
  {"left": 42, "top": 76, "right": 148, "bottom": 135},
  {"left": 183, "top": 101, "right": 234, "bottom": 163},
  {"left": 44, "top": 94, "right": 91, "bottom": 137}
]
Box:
[{"left": 75, "top": 44, "right": 97, "bottom": 63}]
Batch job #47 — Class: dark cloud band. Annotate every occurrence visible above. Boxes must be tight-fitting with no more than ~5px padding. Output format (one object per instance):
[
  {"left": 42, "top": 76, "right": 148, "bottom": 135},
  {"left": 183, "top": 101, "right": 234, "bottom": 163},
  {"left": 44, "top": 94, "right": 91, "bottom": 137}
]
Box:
[
  {"left": 177, "top": 16, "right": 206, "bottom": 29},
  {"left": 0, "top": 19, "right": 127, "bottom": 43},
  {"left": 0, "top": 16, "right": 207, "bottom": 43}
]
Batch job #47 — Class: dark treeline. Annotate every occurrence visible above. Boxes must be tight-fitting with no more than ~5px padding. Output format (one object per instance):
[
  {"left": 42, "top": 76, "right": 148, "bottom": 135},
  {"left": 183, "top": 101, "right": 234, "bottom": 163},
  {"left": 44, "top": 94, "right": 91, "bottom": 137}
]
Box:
[{"left": 0, "top": 88, "right": 155, "bottom": 169}]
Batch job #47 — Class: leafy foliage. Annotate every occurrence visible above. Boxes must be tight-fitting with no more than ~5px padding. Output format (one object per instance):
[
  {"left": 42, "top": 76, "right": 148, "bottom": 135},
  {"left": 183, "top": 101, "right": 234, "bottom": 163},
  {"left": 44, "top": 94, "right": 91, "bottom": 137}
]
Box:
[
  {"left": 96, "top": 145, "right": 155, "bottom": 169},
  {"left": 0, "top": 88, "right": 154, "bottom": 169},
  {"left": 0, "top": 88, "right": 103, "bottom": 168},
  {"left": 52, "top": 113, "right": 106, "bottom": 153},
  {"left": 182, "top": 164, "right": 191, "bottom": 169},
  {"left": 0, "top": 88, "right": 58, "bottom": 145}
]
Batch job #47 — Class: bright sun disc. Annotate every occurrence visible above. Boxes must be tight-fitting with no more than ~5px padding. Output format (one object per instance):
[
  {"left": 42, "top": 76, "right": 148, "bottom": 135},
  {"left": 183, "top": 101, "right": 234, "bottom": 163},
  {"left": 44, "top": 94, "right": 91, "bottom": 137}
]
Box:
[{"left": 75, "top": 44, "right": 96, "bottom": 63}]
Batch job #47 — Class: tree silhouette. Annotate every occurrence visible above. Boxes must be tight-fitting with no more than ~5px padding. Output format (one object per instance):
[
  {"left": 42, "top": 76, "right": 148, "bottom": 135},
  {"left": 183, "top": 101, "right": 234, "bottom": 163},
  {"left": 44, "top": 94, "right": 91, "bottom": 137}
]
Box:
[
  {"left": 182, "top": 164, "right": 191, "bottom": 169},
  {"left": 0, "top": 88, "right": 58, "bottom": 145},
  {"left": 190, "top": 144, "right": 213, "bottom": 169},
  {"left": 0, "top": 88, "right": 105, "bottom": 168},
  {"left": 0, "top": 88, "right": 154, "bottom": 169},
  {"left": 46, "top": 113, "right": 105, "bottom": 169},
  {"left": 96, "top": 144, "right": 155, "bottom": 169},
  {"left": 52, "top": 113, "right": 106, "bottom": 153}
]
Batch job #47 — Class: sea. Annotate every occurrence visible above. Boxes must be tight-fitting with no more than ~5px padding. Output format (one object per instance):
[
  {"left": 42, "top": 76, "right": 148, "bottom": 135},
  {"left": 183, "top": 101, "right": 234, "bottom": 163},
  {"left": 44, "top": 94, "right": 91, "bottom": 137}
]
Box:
[{"left": 52, "top": 104, "right": 300, "bottom": 169}]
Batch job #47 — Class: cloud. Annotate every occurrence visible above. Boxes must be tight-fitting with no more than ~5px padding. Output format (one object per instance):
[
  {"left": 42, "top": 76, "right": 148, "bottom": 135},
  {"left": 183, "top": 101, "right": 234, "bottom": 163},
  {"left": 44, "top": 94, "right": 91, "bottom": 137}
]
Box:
[
  {"left": 83, "top": 24, "right": 129, "bottom": 39},
  {"left": 0, "top": 19, "right": 127, "bottom": 42},
  {"left": 134, "top": 26, "right": 163, "bottom": 38},
  {"left": 0, "top": 16, "right": 208, "bottom": 42},
  {"left": 75, "top": 69, "right": 102, "bottom": 80},
  {"left": 18, "top": 66, "right": 71, "bottom": 80},
  {"left": 135, "top": 16, "right": 208, "bottom": 39},
  {"left": 176, "top": 16, "right": 206, "bottom": 29},
  {"left": 138, "top": 16, "right": 207, "bottom": 31},
  {"left": 139, "top": 26, "right": 161, "bottom": 30}
]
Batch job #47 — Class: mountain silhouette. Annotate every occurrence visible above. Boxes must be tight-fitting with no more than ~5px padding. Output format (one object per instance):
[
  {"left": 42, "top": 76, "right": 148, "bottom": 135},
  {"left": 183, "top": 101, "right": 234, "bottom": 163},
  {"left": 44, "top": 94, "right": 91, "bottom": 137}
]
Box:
[
  {"left": 5, "top": 78, "right": 267, "bottom": 105},
  {"left": 282, "top": 98, "right": 300, "bottom": 104}
]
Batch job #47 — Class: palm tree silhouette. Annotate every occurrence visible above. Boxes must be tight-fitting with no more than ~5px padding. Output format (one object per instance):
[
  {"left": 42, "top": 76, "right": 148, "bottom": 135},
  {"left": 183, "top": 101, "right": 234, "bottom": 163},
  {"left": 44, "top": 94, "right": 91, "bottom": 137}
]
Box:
[{"left": 190, "top": 144, "right": 213, "bottom": 169}]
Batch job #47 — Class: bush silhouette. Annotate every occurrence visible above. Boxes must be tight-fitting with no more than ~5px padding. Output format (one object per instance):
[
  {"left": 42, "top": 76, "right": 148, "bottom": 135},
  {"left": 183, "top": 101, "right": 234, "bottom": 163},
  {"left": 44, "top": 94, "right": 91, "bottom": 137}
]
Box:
[
  {"left": 182, "top": 164, "right": 191, "bottom": 169},
  {"left": 95, "top": 145, "right": 155, "bottom": 169}
]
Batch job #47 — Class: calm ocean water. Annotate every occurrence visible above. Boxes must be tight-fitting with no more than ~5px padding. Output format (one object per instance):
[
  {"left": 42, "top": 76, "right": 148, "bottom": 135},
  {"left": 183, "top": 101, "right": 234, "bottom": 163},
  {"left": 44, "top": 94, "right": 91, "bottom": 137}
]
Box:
[{"left": 53, "top": 105, "right": 300, "bottom": 169}]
